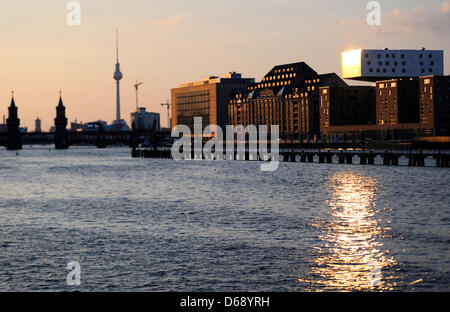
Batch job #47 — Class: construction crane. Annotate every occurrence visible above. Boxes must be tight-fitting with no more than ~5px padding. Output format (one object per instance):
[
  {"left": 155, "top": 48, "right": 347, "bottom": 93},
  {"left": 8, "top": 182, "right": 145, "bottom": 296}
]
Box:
[
  {"left": 134, "top": 81, "right": 144, "bottom": 111},
  {"left": 160, "top": 100, "right": 171, "bottom": 128}
]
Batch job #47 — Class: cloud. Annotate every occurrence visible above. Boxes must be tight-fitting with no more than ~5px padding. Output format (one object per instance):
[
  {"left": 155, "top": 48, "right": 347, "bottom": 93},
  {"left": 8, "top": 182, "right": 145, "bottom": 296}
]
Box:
[
  {"left": 441, "top": 1, "right": 450, "bottom": 13},
  {"left": 152, "top": 14, "right": 187, "bottom": 26},
  {"left": 339, "top": 1, "right": 450, "bottom": 37}
]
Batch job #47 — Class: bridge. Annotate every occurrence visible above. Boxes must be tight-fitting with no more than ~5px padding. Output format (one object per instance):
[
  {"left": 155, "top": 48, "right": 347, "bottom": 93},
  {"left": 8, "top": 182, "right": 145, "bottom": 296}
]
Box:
[{"left": 0, "top": 94, "right": 170, "bottom": 150}]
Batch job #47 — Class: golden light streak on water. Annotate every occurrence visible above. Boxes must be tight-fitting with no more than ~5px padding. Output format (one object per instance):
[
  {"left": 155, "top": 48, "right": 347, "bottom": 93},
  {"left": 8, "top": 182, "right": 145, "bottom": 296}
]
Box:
[{"left": 304, "top": 171, "right": 397, "bottom": 291}]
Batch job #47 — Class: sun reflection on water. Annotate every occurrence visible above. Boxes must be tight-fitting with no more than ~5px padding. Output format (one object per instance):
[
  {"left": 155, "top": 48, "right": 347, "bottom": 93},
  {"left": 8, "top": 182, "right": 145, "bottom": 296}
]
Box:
[{"left": 301, "top": 171, "right": 397, "bottom": 291}]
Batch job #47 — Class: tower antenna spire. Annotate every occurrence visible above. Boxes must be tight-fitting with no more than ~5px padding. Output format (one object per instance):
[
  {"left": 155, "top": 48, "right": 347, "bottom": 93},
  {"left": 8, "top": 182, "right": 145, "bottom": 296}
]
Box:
[{"left": 116, "top": 28, "right": 119, "bottom": 63}]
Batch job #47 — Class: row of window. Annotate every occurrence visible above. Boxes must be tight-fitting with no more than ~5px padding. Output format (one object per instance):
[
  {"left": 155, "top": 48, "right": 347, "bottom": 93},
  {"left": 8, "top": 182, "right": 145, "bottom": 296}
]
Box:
[
  {"left": 368, "top": 68, "right": 434, "bottom": 74},
  {"left": 273, "top": 67, "right": 296, "bottom": 74},
  {"left": 367, "top": 61, "right": 435, "bottom": 66},
  {"left": 250, "top": 80, "right": 292, "bottom": 90},
  {"left": 262, "top": 73, "right": 297, "bottom": 82},
  {"left": 366, "top": 53, "right": 434, "bottom": 59}
]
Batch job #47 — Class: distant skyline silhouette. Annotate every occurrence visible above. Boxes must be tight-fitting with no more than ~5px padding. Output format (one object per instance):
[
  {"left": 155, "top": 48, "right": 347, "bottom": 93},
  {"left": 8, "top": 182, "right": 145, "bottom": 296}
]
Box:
[{"left": 1, "top": 0, "right": 449, "bottom": 130}]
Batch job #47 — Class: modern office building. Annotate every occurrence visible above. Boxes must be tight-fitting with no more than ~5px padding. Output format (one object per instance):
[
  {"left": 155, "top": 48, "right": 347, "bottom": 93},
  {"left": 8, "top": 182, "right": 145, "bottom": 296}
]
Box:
[
  {"left": 229, "top": 62, "right": 347, "bottom": 141},
  {"left": 131, "top": 107, "right": 161, "bottom": 131},
  {"left": 342, "top": 48, "right": 444, "bottom": 81},
  {"left": 171, "top": 72, "right": 254, "bottom": 131}
]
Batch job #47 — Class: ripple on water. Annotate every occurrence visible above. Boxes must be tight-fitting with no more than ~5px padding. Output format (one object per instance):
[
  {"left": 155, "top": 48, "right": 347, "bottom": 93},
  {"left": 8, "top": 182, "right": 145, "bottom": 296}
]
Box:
[{"left": 0, "top": 147, "right": 449, "bottom": 291}]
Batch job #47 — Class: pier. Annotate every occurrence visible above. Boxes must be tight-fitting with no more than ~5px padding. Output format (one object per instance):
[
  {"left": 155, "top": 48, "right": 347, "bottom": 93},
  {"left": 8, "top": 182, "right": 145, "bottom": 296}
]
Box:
[{"left": 132, "top": 148, "right": 450, "bottom": 168}]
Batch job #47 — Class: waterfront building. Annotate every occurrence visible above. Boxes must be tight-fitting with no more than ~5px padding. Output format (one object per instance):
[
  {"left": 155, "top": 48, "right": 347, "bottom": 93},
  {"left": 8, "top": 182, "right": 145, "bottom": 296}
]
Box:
[
  {"left": 71, "top": 120, "right": 84, "bottom": 132},
  {"left": 376, "top": 78, "right": 420, "bottom": 125},
  {"left": 229, "top": 62, "right": 347, "bottom": 141},
  {"left": 342, "top": 48, "right": 444, "bottom": 81},
  {"left": 419, "top": 75, "right": 450, "bottom": 135},
  {"left": 131, "top": 107, "right": 160, "bottom": 131},
  {"left": 319, "top": 86, "right": 376, "bottom": 128},
  {"left": 320, "top": 75, "right": 450, "bottom": 141},
  {"left": 0, "top": 115, "right": 6, "bottom": 132},
  {"left": 171, "top": 72, "right": 254, "bottom": 131}
]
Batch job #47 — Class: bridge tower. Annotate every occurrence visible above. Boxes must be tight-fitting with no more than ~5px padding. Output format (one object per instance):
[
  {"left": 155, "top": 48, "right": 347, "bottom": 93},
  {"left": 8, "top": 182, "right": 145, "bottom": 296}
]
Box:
[
  {"left": 6, "top": 92, "right": 22, "bottom": 150},
  {"left": 54, "top": 93, "right": 68, "bottom": 149}
]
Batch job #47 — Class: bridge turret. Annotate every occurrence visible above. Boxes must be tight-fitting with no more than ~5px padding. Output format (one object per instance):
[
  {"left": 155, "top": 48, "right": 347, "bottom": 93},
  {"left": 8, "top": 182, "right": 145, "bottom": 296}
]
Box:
[
  {"left": 6, "top": 92, "right": 22, "bottom": 150},
  {"left": 54, "top": 93, "right": 68, "bottom": 149}
]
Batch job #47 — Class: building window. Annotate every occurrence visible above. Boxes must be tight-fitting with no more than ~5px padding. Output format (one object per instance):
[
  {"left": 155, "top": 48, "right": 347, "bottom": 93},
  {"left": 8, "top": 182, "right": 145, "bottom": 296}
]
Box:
[
  {"left": 401, "top": 54, "right": 405, "bottom": 58},
  {"left": 429, "top": 54, "right": 432, "bottom": 58},
  {"left": 431, "top": 61, "right": 434, "bottom": 66},
  {"left": 394, "top": 61, "right": 398, "bottom": 66},
  {"left": 378, "top": 61, "right": 382, "bottom": 65},
  {"left": 383, "top": 68, "right": 387, "bottom": 73},
  {"left": 392, "top": 54, "right": 396, "bottom": 58},
  {"left": 421, "top": 69, "right": 425, "bottom": 73},
  {"left": 402, "top": 69, "right": 406, "bottom": 73},
  {"left": 419, "top": 54, "right": 423, "bottom": 58},
  {"left": 367, "top": 61, "right": 371, "bottom": 65},
  {"left": 392, "top": 68, "right": 396, "bottom": 72},
  {"left": 376, "top": 69, "right": 380, "bottom": 73},
  {"left": 386, "top": 61, "right": 389, "bottom": 65},
  {"left": 402, "top": 61, "right": 406, "bottom": 65},
  {"left": 429, "top": 68, "right": 432, "bottom": 73},
  {"left": 420, "top": 61, "right": 424, "bottom": 66},
  {"left": 369, "top": 68, "right": 373, "bottom": 72},
  {"left": 377, "top": 54, "right": 381, "bottom": 58},
  {"left": 365, "top": 54, "right": 369, "bottom": 58}
]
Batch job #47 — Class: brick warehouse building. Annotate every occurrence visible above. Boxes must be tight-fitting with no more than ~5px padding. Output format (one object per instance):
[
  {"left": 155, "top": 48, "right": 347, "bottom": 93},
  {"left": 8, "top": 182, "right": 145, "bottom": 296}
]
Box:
[
  {"left": 420, "top": 75, "right": 450, "bottom": 135},
  {"left": 229, "top": 62, "right": 347, "bottom": 142},
  {"left": 319, "top": 86, "right": 376, "bottom": 130},
  {"left": 320, "top": 75, "right": 450, "bottom": 141},
  {"left": 376, "top": 78, "right": 420, "bottom": 125}
]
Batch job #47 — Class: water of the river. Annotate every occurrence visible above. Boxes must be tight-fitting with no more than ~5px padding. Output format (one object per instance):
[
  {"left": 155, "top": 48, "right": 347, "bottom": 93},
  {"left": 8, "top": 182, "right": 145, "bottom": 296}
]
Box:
[{"left": 0, "top": 147, "right": 448, "bottom": 291}]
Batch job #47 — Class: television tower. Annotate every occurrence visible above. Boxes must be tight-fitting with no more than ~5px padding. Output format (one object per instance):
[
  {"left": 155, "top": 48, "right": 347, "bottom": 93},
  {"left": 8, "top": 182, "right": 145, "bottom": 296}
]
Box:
[{"left": 113, "top": 29, "right": 123, "bottom": 123}]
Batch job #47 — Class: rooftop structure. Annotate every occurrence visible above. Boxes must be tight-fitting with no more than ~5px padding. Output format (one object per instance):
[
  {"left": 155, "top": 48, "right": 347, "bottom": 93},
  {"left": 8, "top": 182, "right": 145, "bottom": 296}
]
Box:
[{"left": 342, "top": 48, "right": 444, "bottom": 81}]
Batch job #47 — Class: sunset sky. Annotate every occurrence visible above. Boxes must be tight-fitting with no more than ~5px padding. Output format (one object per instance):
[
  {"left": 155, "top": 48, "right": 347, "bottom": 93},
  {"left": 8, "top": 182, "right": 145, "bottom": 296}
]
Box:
[{"left": 1, "top": 0, "right": 449, "bottom": 130}]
